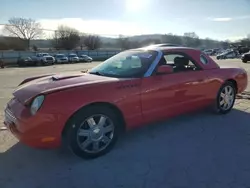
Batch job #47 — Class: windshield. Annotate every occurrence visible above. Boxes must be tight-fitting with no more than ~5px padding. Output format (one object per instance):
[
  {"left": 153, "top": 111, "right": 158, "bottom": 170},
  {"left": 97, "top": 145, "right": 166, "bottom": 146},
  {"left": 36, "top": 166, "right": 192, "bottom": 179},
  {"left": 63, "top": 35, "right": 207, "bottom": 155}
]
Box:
[
  {"left": 88, "top": 50, "right": 158, "bottom": 78},
  {"left": 56, "top": 54, "right": 65, "bottom": 58}
]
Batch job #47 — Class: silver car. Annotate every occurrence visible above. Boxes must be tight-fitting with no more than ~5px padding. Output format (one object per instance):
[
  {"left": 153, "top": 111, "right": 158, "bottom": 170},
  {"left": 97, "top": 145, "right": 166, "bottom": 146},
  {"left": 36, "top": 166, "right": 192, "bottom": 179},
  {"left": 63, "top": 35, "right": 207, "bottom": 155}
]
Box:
[
  {"left": 55, "top": 54, "right": 69, "bottom": 64},
  {"left": 68, "top": 54, "right": 79, "bottom": 63},
  {"left": 79, "top": 55, "right": 93, "bottom": 62}
]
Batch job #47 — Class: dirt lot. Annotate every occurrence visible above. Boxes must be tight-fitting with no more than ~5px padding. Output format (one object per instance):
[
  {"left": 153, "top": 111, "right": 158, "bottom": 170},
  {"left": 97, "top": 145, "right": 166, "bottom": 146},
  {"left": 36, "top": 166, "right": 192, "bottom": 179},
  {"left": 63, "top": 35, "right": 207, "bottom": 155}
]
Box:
[{"left": 0, "top": 59, "right": 250, "bottom": 188}]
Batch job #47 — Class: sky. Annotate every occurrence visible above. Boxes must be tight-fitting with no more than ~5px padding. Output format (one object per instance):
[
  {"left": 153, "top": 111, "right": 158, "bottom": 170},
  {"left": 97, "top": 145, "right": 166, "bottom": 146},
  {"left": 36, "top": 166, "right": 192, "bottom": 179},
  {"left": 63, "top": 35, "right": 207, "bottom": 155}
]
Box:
[{"left": 0, "top": 0, "right": 250, "bottom": 41}]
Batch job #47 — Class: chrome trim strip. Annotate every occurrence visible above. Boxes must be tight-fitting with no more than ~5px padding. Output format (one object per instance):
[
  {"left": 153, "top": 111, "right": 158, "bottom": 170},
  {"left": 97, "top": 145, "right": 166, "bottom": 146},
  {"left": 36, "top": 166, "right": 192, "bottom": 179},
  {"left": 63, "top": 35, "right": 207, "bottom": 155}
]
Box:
[
  {"left": 5, "top": 108, "right": 17, "bottom": 124},
  {"left": 144, "top": 50, "right": 163, "bottom": 77}
]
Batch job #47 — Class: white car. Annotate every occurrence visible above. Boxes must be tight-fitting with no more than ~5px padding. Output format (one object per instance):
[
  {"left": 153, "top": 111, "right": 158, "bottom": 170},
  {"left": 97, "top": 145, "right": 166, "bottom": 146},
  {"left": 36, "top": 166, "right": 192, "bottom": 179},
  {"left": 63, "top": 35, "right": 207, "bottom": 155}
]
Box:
[
  {"left": 68, "top": 54, "right": 79, "bottom": 63},
  {"left": 216, "top": 50, "right": 238, "bottom": 60},
  {"left": 79, "top": 55, "right": 93, "bottom": 62},
  {"left": 32, "top": 53, "right": 55, "bottom": 65},
  {"left": 55, "top": 54, "right": 69, "bottom": 64}
]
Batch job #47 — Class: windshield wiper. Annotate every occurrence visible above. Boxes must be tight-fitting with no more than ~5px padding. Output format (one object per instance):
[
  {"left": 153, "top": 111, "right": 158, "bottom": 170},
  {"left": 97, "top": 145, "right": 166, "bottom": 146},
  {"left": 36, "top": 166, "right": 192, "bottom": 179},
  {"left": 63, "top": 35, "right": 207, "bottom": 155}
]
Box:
[{"left": 88, "top": 71, "right": 103, "bottom": 76}]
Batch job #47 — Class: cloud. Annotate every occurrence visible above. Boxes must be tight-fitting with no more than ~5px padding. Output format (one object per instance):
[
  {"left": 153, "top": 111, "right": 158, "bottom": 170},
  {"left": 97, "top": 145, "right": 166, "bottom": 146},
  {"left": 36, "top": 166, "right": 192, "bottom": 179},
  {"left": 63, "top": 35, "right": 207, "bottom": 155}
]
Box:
[
  {"left": 227, "top": 36, "right": 246, "bottom": 41},
  {"left": 38, "top": 18, "right": 146, "bottom": 37},
  {"left": 208, "top": 15, "right": 250, "bottom": 22},
  {"left": 213, "top": 17, "right": 232, "bottom": 22},
  {"left": 208, "top": 17, "right": 232, "bottom": 22}
]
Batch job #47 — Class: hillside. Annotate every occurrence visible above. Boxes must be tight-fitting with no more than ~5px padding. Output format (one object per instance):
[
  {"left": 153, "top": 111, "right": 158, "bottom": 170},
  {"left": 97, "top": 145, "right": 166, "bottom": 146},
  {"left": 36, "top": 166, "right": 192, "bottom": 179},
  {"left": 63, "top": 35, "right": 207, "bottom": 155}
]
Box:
[{"left": 0, "top": 34, "right": 237, "bottom": 50}]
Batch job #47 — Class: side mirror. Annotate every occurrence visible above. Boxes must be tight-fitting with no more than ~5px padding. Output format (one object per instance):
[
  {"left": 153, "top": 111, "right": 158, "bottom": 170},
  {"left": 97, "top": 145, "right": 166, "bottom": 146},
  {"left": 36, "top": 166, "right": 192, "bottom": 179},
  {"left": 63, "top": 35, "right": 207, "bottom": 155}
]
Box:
[{"left": 156, "top": 65, "right": 173, "bottom": 75}]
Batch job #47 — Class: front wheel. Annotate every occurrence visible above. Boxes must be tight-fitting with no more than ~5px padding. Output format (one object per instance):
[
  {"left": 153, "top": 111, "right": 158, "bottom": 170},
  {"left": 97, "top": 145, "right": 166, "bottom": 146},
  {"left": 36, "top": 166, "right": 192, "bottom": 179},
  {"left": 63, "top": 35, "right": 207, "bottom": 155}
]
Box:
[
  {"left": 65, "top": 106, "right": 122, "bottom": 159},
  {"left": 213, "top": 81, "right": 236, "bottom": 114}
]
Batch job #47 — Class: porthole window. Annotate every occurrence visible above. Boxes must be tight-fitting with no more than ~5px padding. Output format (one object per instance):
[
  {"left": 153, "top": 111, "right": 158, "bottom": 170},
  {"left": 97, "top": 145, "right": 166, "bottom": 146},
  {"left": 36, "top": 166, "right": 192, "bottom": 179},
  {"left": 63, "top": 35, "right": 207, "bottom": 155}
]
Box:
[{"left": 200, "top": 54, "right": 208, "bottom": 65}]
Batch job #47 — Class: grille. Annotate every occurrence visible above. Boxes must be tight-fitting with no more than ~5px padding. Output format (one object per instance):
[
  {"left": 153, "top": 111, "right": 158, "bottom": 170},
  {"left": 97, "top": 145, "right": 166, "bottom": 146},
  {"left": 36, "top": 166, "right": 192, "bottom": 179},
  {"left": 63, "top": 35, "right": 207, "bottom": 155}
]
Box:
[
  {"left": 46, "top": 57, "right": 53, "bottom": 60},
  {"left": 5, "top": 108, "right": 17, "bottom": 124}
]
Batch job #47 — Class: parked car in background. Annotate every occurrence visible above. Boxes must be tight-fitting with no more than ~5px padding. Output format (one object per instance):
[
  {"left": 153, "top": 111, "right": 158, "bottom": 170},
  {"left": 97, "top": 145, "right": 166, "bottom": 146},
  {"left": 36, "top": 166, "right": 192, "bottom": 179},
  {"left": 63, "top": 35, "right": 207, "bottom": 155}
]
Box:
[
  {"left": 55, "top": 54, "right": 69, "bottom": 64},
  {"left": 68, "top": 54, "right": 79, "bottom": 63},
  {"left": 79, "top": 55, "right": 93, "bottom": 62},
  {"left": 31, "top": 53, "right": 55, "bottom": 65},
  {"left": 4, "top": 46, "right": 248, "bottom": 159},
  {"left": 41, "top": 55, "right": 55, "bottom": 65},
  {"left": 241, "top": 52, "right": 250, "bottom": 63},
  {"left": 216, "top": 50, "right": 238, "bottom": 60},
  {"left": 17, "top": 57, "right": 35, "bottom": 67},
  {"left": 203, "top": 49, "right": 215, "bottom": 56}
]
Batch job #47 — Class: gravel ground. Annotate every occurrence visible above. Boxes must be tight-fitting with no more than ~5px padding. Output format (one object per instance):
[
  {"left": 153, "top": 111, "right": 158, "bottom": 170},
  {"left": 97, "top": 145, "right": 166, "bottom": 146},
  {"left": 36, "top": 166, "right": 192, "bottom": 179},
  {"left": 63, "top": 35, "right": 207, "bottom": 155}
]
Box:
[{"left": 0, "top": 59, "right": 250, "bottom": 188}]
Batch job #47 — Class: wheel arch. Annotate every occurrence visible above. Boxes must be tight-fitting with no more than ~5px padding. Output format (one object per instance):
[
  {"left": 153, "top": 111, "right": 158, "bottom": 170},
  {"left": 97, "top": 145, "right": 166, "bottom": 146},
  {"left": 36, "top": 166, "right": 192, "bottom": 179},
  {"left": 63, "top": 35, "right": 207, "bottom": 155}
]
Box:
[
  {"left": 225, "top": 79, "right": 238, "bottom": 93},
  {"left": 62, "top": 101, "right": 126, "bottom": 137}
]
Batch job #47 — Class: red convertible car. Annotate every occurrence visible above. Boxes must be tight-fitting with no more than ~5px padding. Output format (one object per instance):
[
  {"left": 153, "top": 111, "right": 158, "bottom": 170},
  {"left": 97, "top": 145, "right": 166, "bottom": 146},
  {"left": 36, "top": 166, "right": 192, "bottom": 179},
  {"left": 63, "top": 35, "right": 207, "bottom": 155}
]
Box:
[{"left": 4, "top": 46, "right": 248, "bottom": 159}]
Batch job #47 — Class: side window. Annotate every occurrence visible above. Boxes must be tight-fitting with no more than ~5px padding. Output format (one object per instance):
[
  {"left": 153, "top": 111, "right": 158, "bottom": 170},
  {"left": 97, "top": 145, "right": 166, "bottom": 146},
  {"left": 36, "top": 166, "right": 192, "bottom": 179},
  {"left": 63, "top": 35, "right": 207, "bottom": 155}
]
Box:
[
  {"left": 164, "top": 53, "right": 199, "bottom": 72},
  {"left": 111, "top": 56, "right": 142, "bottom": 69},
  {"left": 200, "top": 54, "right": 208, "bottom": 65}
]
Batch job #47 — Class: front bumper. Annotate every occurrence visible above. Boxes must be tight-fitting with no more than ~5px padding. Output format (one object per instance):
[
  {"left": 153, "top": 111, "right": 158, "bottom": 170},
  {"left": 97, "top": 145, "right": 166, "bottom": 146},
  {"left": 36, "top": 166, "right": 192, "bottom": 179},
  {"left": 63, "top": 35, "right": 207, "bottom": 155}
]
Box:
[
  {"left": 241, "top": 56, "right": 248, "bottom": 61},
  {"left": 70, "top": 58, "right": 79, "bottom": 62},
  {"left": 4, "top": 97, "right": 62, "bottom": 149},
  {"left": 57, "top": 59, "right": 68, "bottom": 63}
]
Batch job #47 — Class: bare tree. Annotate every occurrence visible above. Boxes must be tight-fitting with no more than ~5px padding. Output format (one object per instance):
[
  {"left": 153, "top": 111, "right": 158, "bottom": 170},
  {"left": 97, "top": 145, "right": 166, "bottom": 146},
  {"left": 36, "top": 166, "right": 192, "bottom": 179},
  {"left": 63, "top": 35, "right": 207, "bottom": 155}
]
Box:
[
  {"left": 117, "top": 35, "right": 131, "bottom": 50},
  {"left": 184, "top": 32, "right": 199, "bottom": 38},
  {"left": 83, "top": 35, "right": 102, "bottom": 50},
  {"left": 4, "top": 17, "right": 43, "bottom": 49},
  {"left": 161, "top": 34, "right": 182, "bottom": 45},
  {"left": 52, "top": 25, "right": 80, "bottom": 50}
]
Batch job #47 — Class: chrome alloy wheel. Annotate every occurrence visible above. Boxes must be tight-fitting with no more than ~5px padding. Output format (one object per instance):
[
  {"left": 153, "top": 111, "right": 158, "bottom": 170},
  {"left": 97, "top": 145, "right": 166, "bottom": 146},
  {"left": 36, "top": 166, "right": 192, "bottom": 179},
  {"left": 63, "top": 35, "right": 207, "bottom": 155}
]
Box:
[
  {"left": 219, "top": 85, "right": 235, "bottom": 110},
  {"left": 76, "top": 114, "right": 114, "bottom": 154}
]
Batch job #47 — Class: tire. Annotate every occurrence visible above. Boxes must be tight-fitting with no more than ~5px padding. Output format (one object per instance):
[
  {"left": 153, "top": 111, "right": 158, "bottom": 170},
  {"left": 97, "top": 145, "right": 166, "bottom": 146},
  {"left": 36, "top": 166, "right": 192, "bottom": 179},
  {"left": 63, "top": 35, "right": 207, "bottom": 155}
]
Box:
[
  {"left": 242, "top": 60, "right": 247, "bottom": 63},
  {"left": 40, "top": 60, "right": 45, "bottom": 66},
  {"left": 213, "top": 81, "right": 236, "bottom": 114},
  {"left": 65, "top": 105, "right": 122, "bottom": 159}
]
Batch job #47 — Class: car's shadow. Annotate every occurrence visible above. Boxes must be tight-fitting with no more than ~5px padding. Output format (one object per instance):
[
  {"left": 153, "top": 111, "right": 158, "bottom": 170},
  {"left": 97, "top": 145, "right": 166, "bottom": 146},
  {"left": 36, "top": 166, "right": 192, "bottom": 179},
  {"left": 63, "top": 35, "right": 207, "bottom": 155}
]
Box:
[{"left": 0, "top": 109, "right": 250, "bottom": 188}]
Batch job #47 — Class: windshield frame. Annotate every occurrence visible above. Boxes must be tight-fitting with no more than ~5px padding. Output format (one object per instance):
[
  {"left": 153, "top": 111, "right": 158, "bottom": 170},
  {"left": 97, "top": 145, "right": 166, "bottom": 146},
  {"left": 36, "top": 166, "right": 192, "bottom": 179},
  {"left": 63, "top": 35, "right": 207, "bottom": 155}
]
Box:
[{"left": 88, "top": 49, "right": 161, "bottom": 78}]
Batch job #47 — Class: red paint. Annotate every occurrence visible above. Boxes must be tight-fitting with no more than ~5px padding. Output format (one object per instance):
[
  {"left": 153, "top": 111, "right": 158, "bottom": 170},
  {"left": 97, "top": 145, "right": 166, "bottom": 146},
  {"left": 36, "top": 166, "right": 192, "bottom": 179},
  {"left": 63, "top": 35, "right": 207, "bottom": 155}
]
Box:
[{"left": 4, "top": 47, "right": 248, "bottom": 149}]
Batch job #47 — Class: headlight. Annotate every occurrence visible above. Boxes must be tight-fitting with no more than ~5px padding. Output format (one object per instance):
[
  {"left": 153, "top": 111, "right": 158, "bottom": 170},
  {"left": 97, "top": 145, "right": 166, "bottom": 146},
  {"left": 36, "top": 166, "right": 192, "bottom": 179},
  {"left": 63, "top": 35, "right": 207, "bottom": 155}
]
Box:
[{"left": 30, "top": 95, "right": 45, "bottom": 115}]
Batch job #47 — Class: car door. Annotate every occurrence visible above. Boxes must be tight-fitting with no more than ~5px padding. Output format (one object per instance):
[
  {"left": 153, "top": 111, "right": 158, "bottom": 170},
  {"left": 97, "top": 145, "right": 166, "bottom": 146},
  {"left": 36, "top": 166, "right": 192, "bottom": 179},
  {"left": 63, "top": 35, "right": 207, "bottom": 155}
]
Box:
[{"left": 141, "top": 53, "right": 210, "bottom": 123}]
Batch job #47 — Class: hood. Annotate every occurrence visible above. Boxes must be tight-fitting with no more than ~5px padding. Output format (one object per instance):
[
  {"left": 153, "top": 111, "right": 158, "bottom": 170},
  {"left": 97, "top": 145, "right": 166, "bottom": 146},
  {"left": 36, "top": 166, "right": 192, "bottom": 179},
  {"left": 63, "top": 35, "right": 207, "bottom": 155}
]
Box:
[
  {"left": 243, "top": 52, "right": 250, "bottom": 56},
  {"left": 44, "top": 55, "right": 54, "bottom": 58},
  {"left": 13, "top": 72, "right": 118, "bottom": 104},
  {"left": 217, "top": 52, "right": 227, "bottom": 56}
]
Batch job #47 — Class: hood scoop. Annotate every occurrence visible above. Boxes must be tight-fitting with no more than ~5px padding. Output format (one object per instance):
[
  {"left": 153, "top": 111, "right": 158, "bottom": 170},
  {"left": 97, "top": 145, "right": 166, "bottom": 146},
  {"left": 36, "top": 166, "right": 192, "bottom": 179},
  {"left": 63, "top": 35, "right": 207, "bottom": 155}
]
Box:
[{"left": 51, "top": 75, "right": 82, "bottom": 81}]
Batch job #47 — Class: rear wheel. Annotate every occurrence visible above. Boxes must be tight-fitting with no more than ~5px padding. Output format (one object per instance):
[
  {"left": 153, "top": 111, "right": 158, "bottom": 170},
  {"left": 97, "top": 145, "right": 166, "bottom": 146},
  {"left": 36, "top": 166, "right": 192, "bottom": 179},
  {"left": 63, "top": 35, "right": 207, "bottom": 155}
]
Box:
[
  {"left": 213, "top": 81, "right": 236, "bottom": 114},
  {"left": 40, "top": 60, "right": 45, "bottom": 66},
  {"left": 65, "top": 106, "right": 122, "bottom": 159}
]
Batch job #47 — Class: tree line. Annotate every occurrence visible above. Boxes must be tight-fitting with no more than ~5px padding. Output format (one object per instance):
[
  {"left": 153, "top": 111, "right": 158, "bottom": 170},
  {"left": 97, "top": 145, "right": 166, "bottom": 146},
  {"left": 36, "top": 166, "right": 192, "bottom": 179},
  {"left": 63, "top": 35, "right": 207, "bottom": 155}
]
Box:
[{"left": 0, "top": 17, "right": 250, "bottom": 51}]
